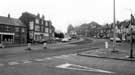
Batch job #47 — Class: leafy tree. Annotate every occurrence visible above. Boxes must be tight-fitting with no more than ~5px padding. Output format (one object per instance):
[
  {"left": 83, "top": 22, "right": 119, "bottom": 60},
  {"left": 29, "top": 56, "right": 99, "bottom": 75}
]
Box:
[{"left": 67, "top": 24, "right": 74, "bottom": 33}]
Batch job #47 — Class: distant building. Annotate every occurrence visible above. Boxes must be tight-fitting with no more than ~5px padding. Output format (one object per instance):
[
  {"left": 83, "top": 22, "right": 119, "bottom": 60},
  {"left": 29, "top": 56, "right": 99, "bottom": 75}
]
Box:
[
  {"left": 0, "top": 14, "right": 27, "bottom": 45},
  {"left": 19, "top": 12, "right": 55, "bottom": 43}
]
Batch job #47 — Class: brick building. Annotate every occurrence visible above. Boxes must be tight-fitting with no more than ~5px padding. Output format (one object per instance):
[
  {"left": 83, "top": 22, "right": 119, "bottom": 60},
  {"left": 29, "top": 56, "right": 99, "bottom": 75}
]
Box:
[
  {"left": 19, "top": 12, "right": 55, "bottom": 43},
  {"left": 0, "top": 14, "right": 27, "bottom": 45}
]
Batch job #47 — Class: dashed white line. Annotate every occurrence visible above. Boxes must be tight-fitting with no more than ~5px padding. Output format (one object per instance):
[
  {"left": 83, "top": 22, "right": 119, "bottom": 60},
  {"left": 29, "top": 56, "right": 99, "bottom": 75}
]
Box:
[
  {"left": 8, "top": 62, "right": 19, "bottom": 65},
  {"left": 22, "top": 60, "right": 32, "bottom": 64},
  {"left": 33, "top": 59, "right": 45, "bottom": 61},
  {"left": 45, "top": 57, "right": 52, "bottom": 60},
  {"left": 0, "top": 63, "right": 4, "bottom": 66}
]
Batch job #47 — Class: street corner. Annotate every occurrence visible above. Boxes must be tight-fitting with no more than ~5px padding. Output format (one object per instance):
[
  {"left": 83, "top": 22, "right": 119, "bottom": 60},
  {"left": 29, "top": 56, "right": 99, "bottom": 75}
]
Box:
[{"left": 77, "top": 48, "right": 135, "bottom": 61}]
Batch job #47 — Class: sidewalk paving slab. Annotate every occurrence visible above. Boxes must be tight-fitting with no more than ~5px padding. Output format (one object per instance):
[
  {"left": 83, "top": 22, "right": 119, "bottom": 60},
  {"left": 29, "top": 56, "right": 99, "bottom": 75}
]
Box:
[{"left": 78, "top": 48, "right": 135, "bottom": 61}]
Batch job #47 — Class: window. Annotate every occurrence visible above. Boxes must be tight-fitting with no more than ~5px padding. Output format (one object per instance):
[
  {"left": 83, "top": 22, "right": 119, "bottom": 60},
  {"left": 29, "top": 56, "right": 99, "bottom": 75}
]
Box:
[
  {"left": 15, "top": 27, "right": 19, "bottom": 32},
  {"left": 35, "top": 19, "right": 39, "bottom": 24},
  {"left": 35, "top": 25, "right": 40, "bottom": 31},
  {"left": 21, "top": 28, "right": 25, "bottom": 32},
  {"left": 49, "top": 29, "right": 52, "bottom": 33},
  {"left": 29, "top": 21, "right": 34, "bottom": 30},
  {"left": 45, "top": 21, "right": 48, "bottom": 26},
  {"left": 45, "top": 28, "right": 48, "bottom": 33},
  {"left": 5, "top": 26, "right": 10, "bottom": 31}
]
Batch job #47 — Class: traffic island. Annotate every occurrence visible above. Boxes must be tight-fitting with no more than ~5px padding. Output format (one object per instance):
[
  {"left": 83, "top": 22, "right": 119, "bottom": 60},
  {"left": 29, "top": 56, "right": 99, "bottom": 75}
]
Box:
[{"left": 78, "top": 48, "right": 135, "bottom": 61}]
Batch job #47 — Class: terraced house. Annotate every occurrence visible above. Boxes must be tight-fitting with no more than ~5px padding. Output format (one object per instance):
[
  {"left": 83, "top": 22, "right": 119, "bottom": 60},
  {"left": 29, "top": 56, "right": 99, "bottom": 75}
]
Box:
[
  {"left": 19, "top": 12, "right": 55, "bottom": 43},
  {"left": 0, "top": 14, "right": 27, "bottom": 45}
]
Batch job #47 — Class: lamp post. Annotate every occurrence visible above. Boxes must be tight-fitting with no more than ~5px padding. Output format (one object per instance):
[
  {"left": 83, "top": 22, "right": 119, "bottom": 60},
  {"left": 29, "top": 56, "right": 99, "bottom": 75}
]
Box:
[
  {"left": 129, "top": 14, "right": 134, "bottom": 58},
  {"left": 112, "top": 0, "right": 117, "bottom": 52}
]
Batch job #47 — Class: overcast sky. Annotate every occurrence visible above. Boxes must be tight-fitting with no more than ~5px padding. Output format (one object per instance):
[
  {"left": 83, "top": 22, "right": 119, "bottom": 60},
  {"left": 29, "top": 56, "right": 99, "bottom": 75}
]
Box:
[{"left": 0, "top": 0, "right": 135, "bottom": 32}]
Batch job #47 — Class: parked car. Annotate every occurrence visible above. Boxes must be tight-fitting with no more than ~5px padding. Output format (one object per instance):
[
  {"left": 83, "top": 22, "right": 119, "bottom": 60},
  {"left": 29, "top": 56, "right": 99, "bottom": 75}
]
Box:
[
  {"left": 62, "top": 38, "right": 69, "bottom": 42},
  {"left": 110, "top": 37, "right": 121, "bottom": 42}
]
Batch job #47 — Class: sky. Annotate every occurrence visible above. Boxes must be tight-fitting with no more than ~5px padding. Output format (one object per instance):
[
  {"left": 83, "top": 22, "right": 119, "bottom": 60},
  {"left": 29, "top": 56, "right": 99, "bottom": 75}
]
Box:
[{"left": 0, "top": 0, "right": 135, "bottom": 32}]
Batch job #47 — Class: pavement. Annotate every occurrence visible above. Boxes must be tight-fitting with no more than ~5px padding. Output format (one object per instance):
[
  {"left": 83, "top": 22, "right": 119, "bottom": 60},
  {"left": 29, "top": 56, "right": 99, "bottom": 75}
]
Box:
[
  {"left": 2, "top": 39, "right": 83, "bottom": 48},
  {"left": 0, "top": 39, "right": 84, "bottom": 55},
  {"left": 78, "top": 47, "right": 135, "bottom": 61}
]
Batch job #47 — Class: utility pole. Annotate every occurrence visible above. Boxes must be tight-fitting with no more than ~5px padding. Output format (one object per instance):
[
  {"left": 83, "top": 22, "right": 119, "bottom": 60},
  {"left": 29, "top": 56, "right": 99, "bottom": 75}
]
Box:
[
  {"left": 112, "top": 0, "right": 117, "bottom": 52},
  {"left": 129, "top": 14, "right": 134, "bottom": 58}
]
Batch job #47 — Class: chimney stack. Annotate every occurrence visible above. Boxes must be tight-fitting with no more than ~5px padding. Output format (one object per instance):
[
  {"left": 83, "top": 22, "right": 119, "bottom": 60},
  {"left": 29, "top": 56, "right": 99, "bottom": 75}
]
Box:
[
  {"left": 42, "top": 15, "right": 45, "bottom": 20},
  {"left": 8, "top": 13, "right": 10, "bottom": 18},
  {"left": 37, "top": 13, "right": 40, "bottom": 18}
]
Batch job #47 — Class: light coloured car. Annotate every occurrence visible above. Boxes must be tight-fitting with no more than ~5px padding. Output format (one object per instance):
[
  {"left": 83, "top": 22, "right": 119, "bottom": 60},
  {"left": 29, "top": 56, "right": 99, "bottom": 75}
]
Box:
[
  {"left": 110, "top": 37, "right": 121, "bottom": 42},
  {"left": 62, "top": 38, "right": 69, "bottom": 42}
]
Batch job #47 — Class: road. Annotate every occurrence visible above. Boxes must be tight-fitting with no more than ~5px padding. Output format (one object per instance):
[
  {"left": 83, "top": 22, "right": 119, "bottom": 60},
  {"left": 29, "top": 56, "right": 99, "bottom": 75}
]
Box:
[{"left": 0, "top": 38, "right": 135, "bottom": 75}]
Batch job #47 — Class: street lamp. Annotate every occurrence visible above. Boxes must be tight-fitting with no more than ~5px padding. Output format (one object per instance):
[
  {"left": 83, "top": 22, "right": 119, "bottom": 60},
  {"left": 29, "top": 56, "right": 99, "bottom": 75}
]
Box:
[
  {"left": 129, "top": 14, "right": 134, "bottom": 58},
  {"left": 112, "top": 0, "right": 117, "bottom": 52}
]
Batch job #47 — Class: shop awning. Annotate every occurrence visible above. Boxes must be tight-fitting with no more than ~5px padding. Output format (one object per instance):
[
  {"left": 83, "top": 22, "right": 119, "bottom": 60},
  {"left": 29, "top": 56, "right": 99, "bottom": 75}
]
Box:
[{"left": 0, "top": 32, "right": 15, "bottom": 35}]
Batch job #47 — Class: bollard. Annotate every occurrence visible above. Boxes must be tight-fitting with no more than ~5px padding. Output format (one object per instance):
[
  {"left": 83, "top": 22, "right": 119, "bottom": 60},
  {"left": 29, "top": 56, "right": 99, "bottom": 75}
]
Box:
[
  {"left": 25, "top": 43, "right": 32, "bottom": 50},
  {"left": 105, "top": 42, "right": 108, "bottom": 48},
  {"left": 0, "top": 43, "right": 2, "bottom": 48},
  {"left": 0, "top": 43, "right": 4, "bottom": 48},
  {"left": 43, "top": 42, "right": 47, "bottom": 49}
]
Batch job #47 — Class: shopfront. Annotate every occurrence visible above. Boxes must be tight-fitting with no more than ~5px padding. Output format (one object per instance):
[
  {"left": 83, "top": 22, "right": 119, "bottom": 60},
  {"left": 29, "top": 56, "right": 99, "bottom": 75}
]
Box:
[{"left": 0, "top": 32, "right": 14, "bottom": 44}]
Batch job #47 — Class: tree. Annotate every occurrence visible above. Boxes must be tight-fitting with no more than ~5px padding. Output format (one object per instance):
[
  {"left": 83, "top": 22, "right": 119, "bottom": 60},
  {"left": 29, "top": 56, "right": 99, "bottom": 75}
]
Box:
[
  {"left": 54, "top": 32, "right": 64, "bottom": 38},
  {"left": 67, "top": 24, "right": 74, "bottom": 33}
]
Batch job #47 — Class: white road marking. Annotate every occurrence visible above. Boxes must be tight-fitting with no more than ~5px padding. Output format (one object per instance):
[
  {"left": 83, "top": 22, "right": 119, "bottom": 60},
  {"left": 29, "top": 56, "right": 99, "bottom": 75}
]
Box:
[
  {"left": 56, "top": 63, "right": 114, "bottom": 74},
  {"left": 53, "top": 54, "right": 76, "bottom": 59},
  {"left": 0, "top": 64, "right": 4, "bottom": 66},
  {"left": 22, "top": 60, "right": 32, "bottom": 64},
  {"left": 8, "top": 62, "right": 19, "bottom": 65},
  {"left": 34, "top": 58, "right": 45, "bottom": 61},
  {"left": 45, "top": 57, "right": 52, "bottom": 60}
]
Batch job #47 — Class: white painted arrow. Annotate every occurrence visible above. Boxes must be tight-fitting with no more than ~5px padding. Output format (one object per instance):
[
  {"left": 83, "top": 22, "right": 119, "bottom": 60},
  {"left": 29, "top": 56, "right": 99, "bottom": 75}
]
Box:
[{"left": 56, "top": 63, "right": 115, "bottom": 74}]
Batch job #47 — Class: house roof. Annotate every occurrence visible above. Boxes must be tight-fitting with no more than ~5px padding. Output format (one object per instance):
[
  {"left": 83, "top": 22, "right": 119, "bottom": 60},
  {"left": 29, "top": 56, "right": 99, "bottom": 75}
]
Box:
[
  {"left": 0, "top": 16, "right": 25, "bottom": 27},
  {"left": 22, "top": 12, "right": 37, "bottom": 18}
]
